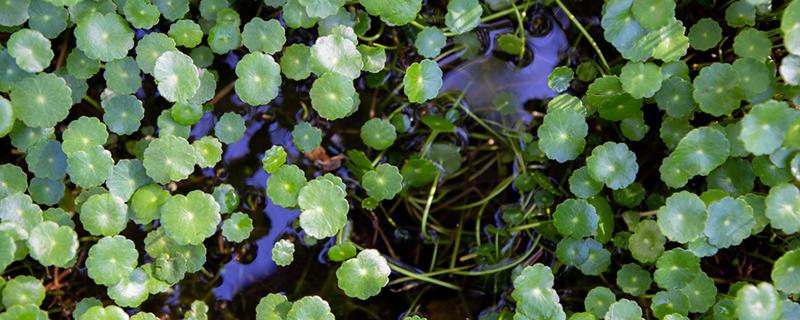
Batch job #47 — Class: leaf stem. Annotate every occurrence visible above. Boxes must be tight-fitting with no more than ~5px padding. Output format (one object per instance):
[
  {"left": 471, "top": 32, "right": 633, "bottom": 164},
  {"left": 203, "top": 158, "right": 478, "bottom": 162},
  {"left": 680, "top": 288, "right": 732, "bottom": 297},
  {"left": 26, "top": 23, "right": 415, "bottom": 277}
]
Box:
[
  {"left": 553, "top": 0, "right": 611, "bottom": 73},
  {"left": 387, "top": 262, "right": 463, "bottom": 291},
  {"left": 420, "top": 172, "right": 440, "bottom": 236}
]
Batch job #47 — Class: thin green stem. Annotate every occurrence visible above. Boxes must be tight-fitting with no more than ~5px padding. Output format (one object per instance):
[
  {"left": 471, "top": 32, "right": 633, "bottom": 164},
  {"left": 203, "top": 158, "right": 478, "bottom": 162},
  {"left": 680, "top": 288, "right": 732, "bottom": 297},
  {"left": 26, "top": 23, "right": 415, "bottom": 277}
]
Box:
[
  {"left": 420, "top": 172, "right": 440, "bottom": 236},
  {"left": 553, "top": 0, "right": 610, "bottom": 73},
  {"left": 387, "top": 262, "right": 462, "bottom": 291},
  {"left": 450, "top": 175, "right": 514, "bottom": 210}
]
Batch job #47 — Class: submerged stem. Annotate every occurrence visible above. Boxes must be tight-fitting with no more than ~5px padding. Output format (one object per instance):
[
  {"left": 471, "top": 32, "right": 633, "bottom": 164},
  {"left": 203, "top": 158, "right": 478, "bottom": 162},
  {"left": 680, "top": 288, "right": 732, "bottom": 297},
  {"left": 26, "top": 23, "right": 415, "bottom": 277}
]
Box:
[{"left": 553, "top": 0, "right": 611, "bottom": 73}]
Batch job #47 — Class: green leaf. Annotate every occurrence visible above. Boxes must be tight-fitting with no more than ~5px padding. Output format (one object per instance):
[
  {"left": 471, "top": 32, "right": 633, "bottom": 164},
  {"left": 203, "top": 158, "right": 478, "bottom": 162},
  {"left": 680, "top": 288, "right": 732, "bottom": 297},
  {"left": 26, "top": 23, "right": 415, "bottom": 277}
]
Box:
[
  {"left": 336, "top": 249, "right": 390, "bottom": 299},
  {"left": 403, "top": 59, "right": 443, "bottom": 103},
  {"left": 311, "top": 34, "right": 362, "bottom": 79},
  {"left": 783, "top": 0, "right": 800, "bottom": 55},
  {"left": 620, "top": 62, "right": 662, "bottom": 99},
  {"left": 214, "top": 112, "right": 246, "bottom": 144},
  {"left": 629, "top": 220, "right": 665, "bottom": 264},
  {"left": 143, "top": 135, "right": 197, "bottom": 184},
  {"left": 548, "top": 66, "right": 573, "bottom": 93},
  {"left": 2, "top": 276, "right": 45, "bottom": 307},
  {"left": 568, "top": 166, "right": 603, "bottom": 199},
  {"left": 725, "top": 1, "right": 756, "bottom": 28},
  {"left": 169, "top": 20, "right": 204, "bottom": 48},
  {"left": 733, "top": 28, "right": 772, "bottom": 60},
  {"left": 359, "top": 0, "right": 421, "bottom": 26},
  {"left": 401, "top": 158, "right": 438, "bottom": 188},
  {"left": 445, "top": 0, "right": 482, "bottom": 35},
  {"left": 586, "top": 142, "right": 638, "bottom": 190},
  {"left": 193, "top": 136, "right": 223, "bottom": 168},
  {"left": 511, "top": 264, "right": 566, "bottom": 320},
  {"left": 7, "top": 29, "right": 52, "bottom": 73},
  {"left": 222, "top": 212, "right": 253, "bottom": 243},
  {"left": 415, "top": 27, "right": 446, "bottom": 58},
  {"left": 262, "top": 146, "right": 287, "bottom": 173},
  {"left": 286, "top": 296, "right": 335, "bottom": 320},
  {"left": 771, "top": 250, "right": 800, "bottom": 295},
  {"left": 62, "top": 116, "right": 108, "bottom": 156},
  {"left": 360, "top": 118, "right": 397, "bottom": 150},
  {"left": 692, "top": 63, "right": 744, "bottom": 117},
  {"left": 651, "top": 290, "right": 690, "bottom": 319},
  {"left": 27, "top": 221, "right": 78, "bottom": 267},
  {"left": 108, "top": 268, "right": 149, "bottom": 307},
  {"left": 0, "top": 0, "right": 29, "bottom": 27},
  {"left": 681, "top": 272, "right": 717, "bottom": 313},
  {"left": 135, "top": 32, "right": 177, "bottom": 75},
  {"left": 362, "top": 163, "right": 403, "bottom": 201},
  {"left": 10, "top": 73, "right": 72, "bottom": 128},
  {"left": 66, "top": 49, "right": 100, "bottom": 80},
  {"left": 272, "top": 239, "right": 295, "bottom": 267},
  {"left": 80, "top": 192, "right": 128, "bottom": 236},
  {"left": 28, "top": 177, "right": 64, "bottom": 206},
  {"left": 740, "top": 100, "right": 796, "bottom": 155},
  {"left": 0, "top": 304, "right": 48, "bottom": 320},
  {"left": 765, "top": 183, "right": 800, "bottom": 234},
  {"left": 0, "top": 97, "right": 13, "bottom": 138},
  {"left": 280, "top": 43, "right": 312, "bottom": 80},
  {"left": 130, "top": 184, "right": 170, "bottom": 225},
  {"left": 605, "top": 299, "right": 643, "bottom": 320},
  {"left": 653, "top": 248, "right": 701, "bottom": 290},
  {"left": 585, "top": 286, "right": 616, "bottom": 318},
  {"left": 553, "top": 199, "right": 598, "bottom": 238},
  {"left": 74, "top": 13, "right": 135, "bottom": 62},
  {"left": 310, "top": 72, "right": 357, "bottom": 120},
  {"left": 654, "top": 77, "right": 696, "bottom": 118},
  {"left": 297, "top": 0, "right": 344, "bottom": 18},
  {"left": 154, "top": 0, "right": 190, "bottom": 20},
  {"left": 86, "top": 235, "right": 138, "bottom": 286},
  {"left": 704, "top": 197, "right": 754, "bottom": 249},
  {"left": 602, "top": 0, "right": 648, "bottom": 61},
  {"left": 160, "top": 190, "right": 221, "bottom": 245},
  {"left": 292, "top": 122, "right": 323, "bottom": 153},
  {"left": 537, "top": 108, "right": 588, "bottom": 163},
  {"left": 123, "top": 0, "right": 161, "bottom": 29},
  {"left": 298, "top": 179, "right": 348, "bottom": 239},
  {"left": 357, "top": 45, "right": 386, "bottom": 73},
  {"left": 660, "top": 126, "right": 729, "bottom": 188},
  {"left": 235, "top": 52, "right": 281, "bottom": 106},
  {"left": 0, "top": 193, "right": 44, "bottom": 234},
  {"left": 67, "top": 146, "right": 114, "bottom": 188},
  {"left": 266, "top": 164, "right": 307, "bottom": 208},
  {"left": 78, "top": 305, "right": 128, "bottom": 320},
  {"left": 586, "top": 76, "right": 642, "bottom": 121},
  {"left": 328, "top": 242, "right": 357, "bottom": 262},
  {"left": 102, "top": 95, "right": 145, "bottom": 136},
  {"left": 0, "top": 164, "right": 27, "bottom": 198},
  {"left": 154, "top": 51, "right": 201, "bottom": 102},
  {"left": 656, "top": 192, "right": 707, "bottom": 244},
  {"left": 256, "top": 293, "right": 292, "bottom": 320},
  {"left": 617, "top": 263, "right": 652, "bottom": 296},
  {"left": 734, "top": 283, "right": 780, "bottom": 320},
  {"left": 631, "top": 0, "right": 674, "bottom": 30},
  {"left": 688, "top": 18, "right": 722, "bottom": 51},
  {"left": 106, "top": 159, "right": 152, "bottom": 202}
]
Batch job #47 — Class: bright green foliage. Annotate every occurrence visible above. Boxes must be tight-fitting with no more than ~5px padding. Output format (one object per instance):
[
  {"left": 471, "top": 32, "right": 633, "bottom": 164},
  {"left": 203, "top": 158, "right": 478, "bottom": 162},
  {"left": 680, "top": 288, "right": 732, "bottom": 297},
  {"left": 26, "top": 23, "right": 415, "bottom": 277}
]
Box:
[
  {"left": 692, "top": 63, "right": 743, "bottom": 116},
  {"left": 267, "top": 164, "right": 307, "bottom": 208},
  {"left": 772, "top": 250, "right": 800, "bottom": 294},
  {"left": 0, "top": 97, "right": 13, "bottom": 138},
  {"left": 654, "top": 249, "right": 701, "bottom": 290},
  {"left": 733, "top": 28, "right": 771, "bottom": 60},
  {"left": 0, "top": 304, "right": 48, "bottom": 320},
  {"left": 235, "top": 52, "right": 281, "bottom": 106},
  {"left": 328, "top": 242, "right": 357, "bottom": 262},
  {"left": 154, "top": 51, "right": 201, "bottom": 102},
  {"left": 280, "top": 44, "right": 312, "bottom": 80},
  {"left": 130, "top": 184, "right": 170, "bottom": 225},
  {"left": 553, "top": 199, "right": 598, "bottom": 238},
  {"left": 215, "top": 112, "right": 246, "bottom": 144},
  {"left": 80, "top": 193, "right": 128, "bottom": 236},
  {"left": 401, "top": 159, "right": 438, "bottom": 187},
  {"left": 660, "top": 126, "right": 729, "bottom": 188},
  {"left": 27, "top": 221, "right": 78, "bottom": 267},
  {"left": 256, "top": 293, "right": 292, "bottom": 320},
  {"left": 651, "top": 290, "right": 690, "bottom": 319},
  {"left": 79, "top": 305, "right": 128, "bottom": 320},
  {"left": 242, "top": 18, "right": 286, "bottom": 54},
  {"left": 2, "top": 276, "right": 45, "bottom": 307},
  {"left": 586, "top": 142, "right": 638, "bottom": 190},
  {"left": 0, "top": 164, "right": 27, "bottom": 198},
  {"left": 0, "top": 193, "right": 44, "bottom": 233},
  {"left": 361, "top": 118, "right": 397, "bottom": 150},
  {"left": 602, "top": 0, "right": 647, "bottom": 61},
  {"left": 548, "top": 66, "right": 573, "bottom": 93},
  {"left": 403, "top": 59, "right": 443, "bottom": 103},
  {"left": 124, "top": 0, "right": 161, "bottom": 29},
  {"left": 298, "top": 179, "right": 349, "bottom": 239},
  {"left": 765, "top": 183, "right": 800, "bottom": 234},
  {"left": 569, "top": 166, "right": 603, "bottom": 199},
  {"left": 136, "top": 32, "right": 177, "bottom": 75},
  {"left": 108, "top": 268, "right": 149, "bottom": 307},
  {"left": 75, "top": 13, "right": 134, "bottom": 62},
  {"left": 160, "top": 190, "right": 221, "bottom": 245},
  {"left": 143, "top": 135, "right": 197, "bottom": 184},
  {"left": 733, "top": 58, "right": 772, "bottom": 100},
  {"left": 740, "top": 100, "right": 796, "bottom": 155},
  {"left": 86, "top": 235, "right": 138, "bottom": 286},
  {"left": 359, "top": 0, "right": 421, "bottom": 26},
  {"left": 336, "top": 249, "right": 390, "bottom": 299},
  {"left": 362, "top": 163, "right": 403, "bottom": 201},
  {"left": 62, "top": 116, "right": 107, "bottom": 156},
  {"left": 292, "top": 122, "right": 322, "bottom": 153},
  {"left": 184, "top": 300, "right": 209, "bottom": 320},
  {"left": 10, "top": 73, "right": 72, "bottom": 128},
  {"left": 629, "top": 220, "right": 665, "bottom": 264},
  {"left": 445, "top": 0, "right": 482, "bottom": 34},
  {"left": 620, "top": 62, "right": 662, "bottom": 99},
  {"left": 286, "top": 296, "right": 335, "bottom": 320},
  {"left": 28, "top": 177, "right": 63, "bottom": 205},
  {"left": 222, "top": 212, "right": 253, "bottom": 243},
  {"left": 538, "top": 108, "right": 588, "bottom": 163},
  {"left": 310, "top": 72, "right": 357, "bottom": 120},
  {"left": 617, "top": 263, "right": 652, "bottom": 296},
  {"left": 511, "top": 264, "right": 566, "bottom": 320},
  {"left": 415, "top": 27, "right": 446, "bottom": 58},
  {"left": 272, "top": 239, "right": 295, "bottom": 266},
  {"left": 783, "top": 0, "right": 800, "bottom": 55},
  {"left": 586, "top": 76, "right": 641, "bottom": 121},
  {"left": 654, "top": 77, "right": 696, "bottom": 118},
  {"left": 169, "top": 20, "right": 204, "bottom": 48},
  {"left": 735, "top": 283, "right": 780, "bottom": 320},
  {"left": 106, "top": 159, "right": 152, "bottom": 202},
  {"left": 67, "top": 146, "right": 114, "bottom": 187},
  {"left": 7, "top": 29, "right": 52, "bottom": 73},
  {"left": 213, "top": 184, "right": 240, "bottom": 214},
  {"left": 585, "top": 286, "right": 616, "bottom": 318},
  {"left": 311, "top": 33, "right": 362, "bottom": 79},
  {"left": 656, "top": 191, "right": 707, "bottom": 244},
  {"left": 66, "top": 49, "right": 99, "bottom": 80},
  {"left": 104, "top": 58, "right": 142, "bottom": 95},
  {"left": 631, "top": 0, "right": 674, "bottom": 30},
  {"left": 193, "top": 136, "right": 223, "bottom": 168},
  {"left": 262, "top": 146, "right": 287, "bottom": 173},
  {"left": 605, "top": 299, "right": 643, "bottom": 320},
  {"left": 359, "top": 45, "right": 386, "bottom": 73},
  {"left": 297, "top": 0, "right": 344, "bottom": 18},
  {"left": 704, "top": 197, "right": 754, "bottom": 248},
  {"left": 0, "top": 0, "right": 29, "bottom": 27},
  {"left": 707, "top": 158, "right": 755, "bottom": 196}
]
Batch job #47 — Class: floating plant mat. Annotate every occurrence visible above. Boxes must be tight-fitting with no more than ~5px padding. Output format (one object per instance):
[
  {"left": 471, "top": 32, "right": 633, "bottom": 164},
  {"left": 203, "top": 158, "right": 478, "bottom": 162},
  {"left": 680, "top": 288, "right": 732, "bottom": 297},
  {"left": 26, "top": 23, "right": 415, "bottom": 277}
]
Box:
[{"left": 1, "top": 0, "right": 800, "bottom": 319}]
